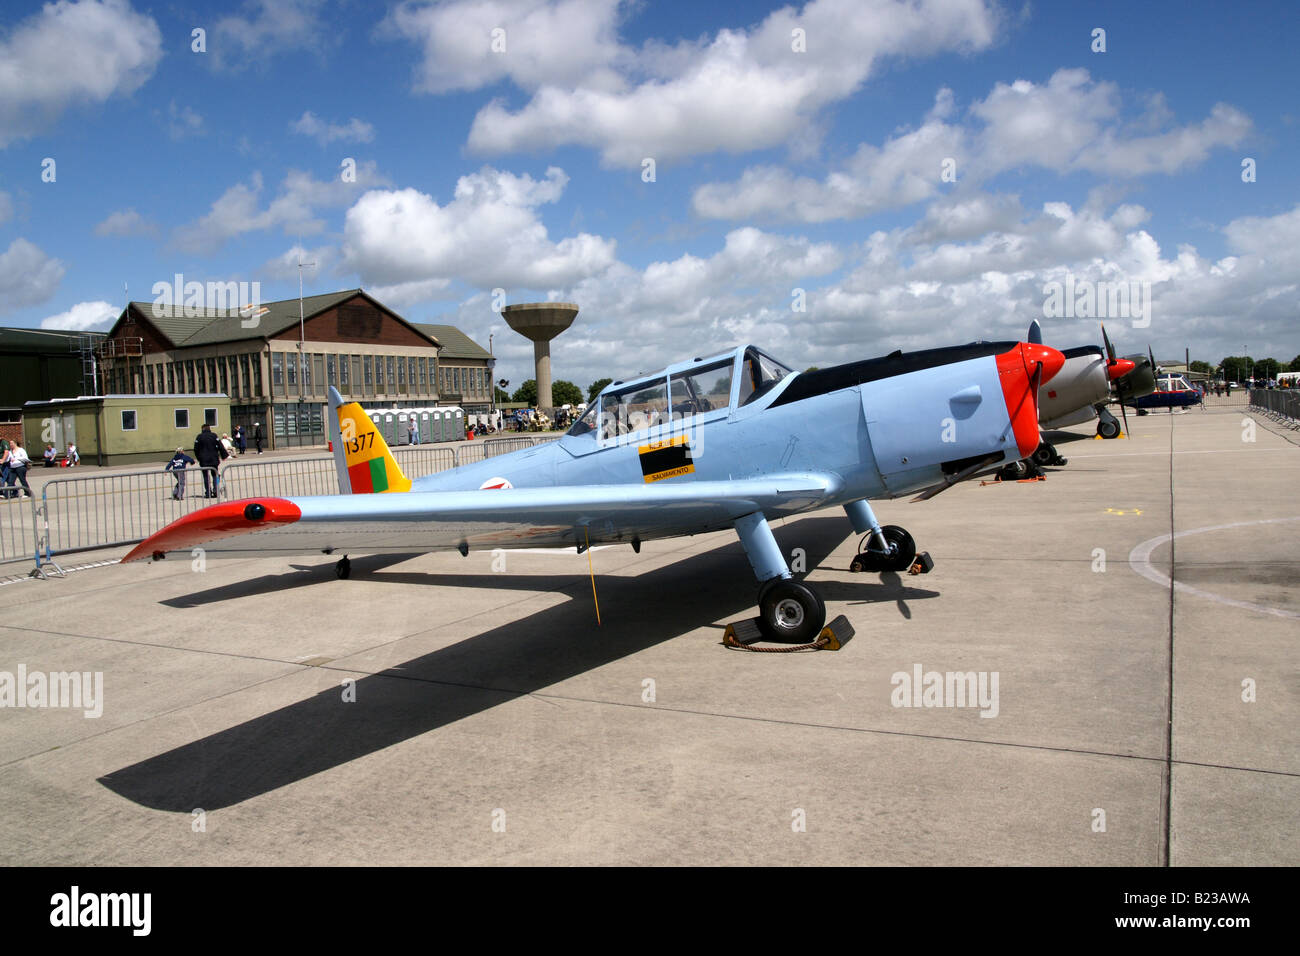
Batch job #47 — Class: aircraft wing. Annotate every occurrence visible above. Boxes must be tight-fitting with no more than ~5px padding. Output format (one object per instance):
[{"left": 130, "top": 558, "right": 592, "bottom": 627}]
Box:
[{"left": 121, "top": 475, "right": 838, "bottom": 562}]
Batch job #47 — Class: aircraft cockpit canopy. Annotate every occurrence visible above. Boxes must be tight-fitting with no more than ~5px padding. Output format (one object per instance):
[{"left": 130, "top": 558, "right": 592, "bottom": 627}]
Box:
[
  {"left": 739, "top": 347, "right": 795, "bottom": 406},
  {"left": 565, "top": 345, "right": 797, "bottom": 440}
]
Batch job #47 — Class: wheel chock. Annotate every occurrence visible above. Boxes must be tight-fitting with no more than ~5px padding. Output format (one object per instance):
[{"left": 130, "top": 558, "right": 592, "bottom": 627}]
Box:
[
  {"left": 722, "top": 614, "right": 855, "bottom": 652},
  {"left": 907, "top": 552, "right": 934, "bottom": 575},
  {"left": 722, "top": 617, "right": 765, "bottom": 647}
]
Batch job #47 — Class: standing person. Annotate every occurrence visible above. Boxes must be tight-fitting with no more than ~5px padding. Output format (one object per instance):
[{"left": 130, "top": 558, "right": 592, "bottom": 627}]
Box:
[
  {"left": 4, "top": 439, "right": 32, "bottom": 498},
  {"left": 193, "top": 424, "right": 225, "bottom": 497},
  {"left": 235, "top": 425, "right": 246, "bottom": 454},
  {"left": 165, "top": 447, "right": 196, "bottom": 500},
  {"left": 253, "top": 422, "right": 265, "bottom": 454},
  {"left": 407, "top": 418, "right": 419, "bottom": 445},
  {"left": 0, "top": 439, "right": 11, "bottom": 498}
]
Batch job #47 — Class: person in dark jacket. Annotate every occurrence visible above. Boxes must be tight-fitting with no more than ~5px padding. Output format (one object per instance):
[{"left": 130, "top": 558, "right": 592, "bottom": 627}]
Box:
[
  {"left": 165, "top": 447, "right": 196, "bottom": 499},
  {"left": 193, "top": 424, "right": 226, "bottom": 497},
  {"left": 253, "top": 422, "right": 265, "bottom": 454},
  {"left": 234, "top": 424, "right": 247, "bottom": 454}
]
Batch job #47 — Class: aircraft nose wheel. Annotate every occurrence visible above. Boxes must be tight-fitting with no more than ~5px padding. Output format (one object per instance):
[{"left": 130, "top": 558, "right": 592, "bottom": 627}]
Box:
[
  {"left": 1097, "top": 418, "right": 1121, "bottom": 439},
  {"left": 849, "top": 525, "right": 916, "bottom": 572},
  {"left": 758, "top": 580, "right": 826, "bottom": 643}
]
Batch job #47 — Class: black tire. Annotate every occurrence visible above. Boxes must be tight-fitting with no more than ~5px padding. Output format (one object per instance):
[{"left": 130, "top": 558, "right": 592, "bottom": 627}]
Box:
[
  {"left": 1000, "top": 460, "right": 1030, "bottom": 481},
  {"left": 758, "top": 580, "right": 826, "bottom": 643},
  {"left": 1097, "top": 418, "right": 1121, "bottom": 439},
  {"left": 1032, "top": 442, "right": 1055, "bottom": 466},
  {"left": 857, "top": 525, "right": 917, "bottom": 572}
]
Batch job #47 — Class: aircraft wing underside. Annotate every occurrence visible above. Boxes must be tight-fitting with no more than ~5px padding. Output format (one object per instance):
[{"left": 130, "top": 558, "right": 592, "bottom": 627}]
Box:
[{"left": 123, "top": 475, "right": 839, "bottom": 562}]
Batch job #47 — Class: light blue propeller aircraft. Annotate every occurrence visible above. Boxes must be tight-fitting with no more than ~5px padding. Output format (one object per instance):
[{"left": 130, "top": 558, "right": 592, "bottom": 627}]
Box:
[{"left": 127, "top": 340, "right": 1065, "bottom": 641}]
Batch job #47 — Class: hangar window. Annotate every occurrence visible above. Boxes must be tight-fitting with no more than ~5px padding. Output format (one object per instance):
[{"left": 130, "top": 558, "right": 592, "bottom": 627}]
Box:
[
  {"left": 204, "top": 408, "right": 218, "bottom": 427},
  {"left": 121, "top": 410, "right": 137, "bottom": 431},
  {"left": 174, "top": 409, "right": 189, "bottom": 429}
]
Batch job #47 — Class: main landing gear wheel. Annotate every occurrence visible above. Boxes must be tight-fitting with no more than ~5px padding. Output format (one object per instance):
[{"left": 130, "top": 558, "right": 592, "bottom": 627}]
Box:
[
  {"left": 1097, "top": 418, "right": 1121, "bottom": 439},
  {"left": 850, "top": 525, "right": 917, "bottom": 573},
  {"left": 758, "top": 579, "right": 826, "bottom": 643},
  {"left": 336, "top": 556, "right": 351, "bottom": 579}
]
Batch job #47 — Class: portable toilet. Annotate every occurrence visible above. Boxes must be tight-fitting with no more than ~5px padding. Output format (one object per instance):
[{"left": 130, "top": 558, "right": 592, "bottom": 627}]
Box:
[
  {"left": 396, "top": 411, "right": 411, "bottom": 445},
  {"left": 449, "top": 406, "right": 464, "bottom": 440},
  {"left": 417, "top": 409, "right": 432, "bottom": 444}
]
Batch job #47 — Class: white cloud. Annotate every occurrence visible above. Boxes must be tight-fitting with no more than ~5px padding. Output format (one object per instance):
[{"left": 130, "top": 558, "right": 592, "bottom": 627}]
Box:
[
  {"left": 341, "top": 166, "right": 617, "bottom": 289},
  {"left": 94, "top": 208, "right": 159, "bottom": 237},
  {"left": 412, "top": 0, "right": 999, "bottom": 166},
  {"left": 465, "top": 197, "right": 1300, "bottom": 388},
  {"left": 211, "top": 0, "right": 328, "bottom": 69},
  {"left": 165, "top": 100, "right": 205, "bottom": 140},
  {"left": 39, "top": 299, "right": 117, "bottom": 330},
  {"left": 259, "top": 243, "right": 335, "bottom": 281},
  {"left": 0, "top": 0, "right": 162, "bottom": 147},
  {"left": 290, "top": 111, "right": 375, "bottom": 145},
  {"left": 694, "top": 89, "right": 964, "bottom": 221},
  {"left": 0, "top": 239, "right": 65, "bottom": 312},
  {"left": 694, "top": 69, "right": 1252, "bottom": 223},
  {"left": 381, "top": 0, "right": 627, "bottom": 95},
  {"left": 173, "top": 163, "right": 387, "bottom": 253},
  {"left": 368, "top": 278, "right": 454, "bottom": 311}
]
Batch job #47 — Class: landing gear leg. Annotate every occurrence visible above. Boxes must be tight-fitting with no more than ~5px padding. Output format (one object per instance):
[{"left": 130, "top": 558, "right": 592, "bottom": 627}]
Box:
[
  {"left": 733, "top": 512, "right": 825, "bottom": 642},
  {"left": 336, "top": 555, "right": 351, "bottom": 579}
]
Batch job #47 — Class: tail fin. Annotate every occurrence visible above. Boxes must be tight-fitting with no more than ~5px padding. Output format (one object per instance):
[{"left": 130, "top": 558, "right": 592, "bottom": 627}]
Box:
[{"left": 328, "top": 386, "right": 412, "bottom": 494}]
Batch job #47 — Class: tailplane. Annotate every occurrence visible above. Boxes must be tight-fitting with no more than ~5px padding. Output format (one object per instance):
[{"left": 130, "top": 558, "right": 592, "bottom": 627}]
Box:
[{"left": 328, "top": 386, "right": 412, "bottom": 494}]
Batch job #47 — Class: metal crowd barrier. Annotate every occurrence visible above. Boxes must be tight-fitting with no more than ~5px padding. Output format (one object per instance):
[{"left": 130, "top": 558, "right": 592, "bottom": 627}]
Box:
[
  {"left": 33, "top": 467, "right": 221, "bottom": 575},
  {"left": 13, "top": 434, "right": 562, "bottom": 575},
  {"left": 0, "top": 487, "right": 41, "bottom": 569},
  {"left": 1249, "top": 389, "right": 1300, "bottom": 429}
]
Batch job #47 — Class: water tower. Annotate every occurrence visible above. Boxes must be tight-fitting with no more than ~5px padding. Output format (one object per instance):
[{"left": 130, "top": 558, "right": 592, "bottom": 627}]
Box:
[{"left": 501, "top": 302, "right": 578, "bottom": 410}]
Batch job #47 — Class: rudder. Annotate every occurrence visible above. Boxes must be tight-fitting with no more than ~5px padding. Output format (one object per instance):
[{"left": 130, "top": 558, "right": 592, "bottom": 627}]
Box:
[{"left": 328, "top": 386, "right": 412, "bottom": 494}]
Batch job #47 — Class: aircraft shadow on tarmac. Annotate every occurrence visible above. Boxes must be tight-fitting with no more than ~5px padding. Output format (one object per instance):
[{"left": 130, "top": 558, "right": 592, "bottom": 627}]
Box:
[{"left": 100, "top": 516, "right": 940, "bottom": 811}]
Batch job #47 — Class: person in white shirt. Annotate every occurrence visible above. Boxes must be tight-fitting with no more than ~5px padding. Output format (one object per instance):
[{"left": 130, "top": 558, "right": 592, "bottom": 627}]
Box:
[{"left": 5, "top": 440, "right": 32, "bottom": 498}]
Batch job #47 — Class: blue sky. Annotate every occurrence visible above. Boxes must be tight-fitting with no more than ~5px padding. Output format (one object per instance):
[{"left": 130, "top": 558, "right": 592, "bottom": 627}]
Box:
[{"left": 1, "top": 0, "right": 1297, "bottom": 389}]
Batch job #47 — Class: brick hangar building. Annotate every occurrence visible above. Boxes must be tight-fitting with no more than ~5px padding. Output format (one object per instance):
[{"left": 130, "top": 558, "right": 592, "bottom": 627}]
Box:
[{"left": 97, "top": 289, "right": 495, "bottom": 449}]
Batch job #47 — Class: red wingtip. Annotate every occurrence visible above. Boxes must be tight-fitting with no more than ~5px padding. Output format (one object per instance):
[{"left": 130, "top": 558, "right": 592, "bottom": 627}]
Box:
[
  {"left": 1107, "top": 357, "right": 1136, "bottom": 381},
  {"left": 122, "top": 498, "right": 301, "bottom": 562}
]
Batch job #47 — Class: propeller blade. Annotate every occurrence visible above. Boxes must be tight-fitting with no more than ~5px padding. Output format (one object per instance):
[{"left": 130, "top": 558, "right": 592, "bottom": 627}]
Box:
[
  {"left": 1118, "top": 396, "right": 1131, "bottom": 439},
  {"left": 1101, "top": 323, "right": 1116, "bottom": 364},
  {"left": 1148, "top": 345, "right": 1157, "bottom": 373},
  {"left": 911, "top": 453, "right": 1005, "bottom": 502}
]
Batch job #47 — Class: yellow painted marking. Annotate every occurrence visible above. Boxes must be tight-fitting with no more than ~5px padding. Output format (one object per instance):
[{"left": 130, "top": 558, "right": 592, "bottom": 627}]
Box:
[
  {"left": 637, "top": 434, "right": 690, "bottom": 454},
  {"left": 1104, "top": 508, "right": 1144, "bottom": 515},
  {"left": 644, "top": 464, "right": 695, "bottom": 482}
]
